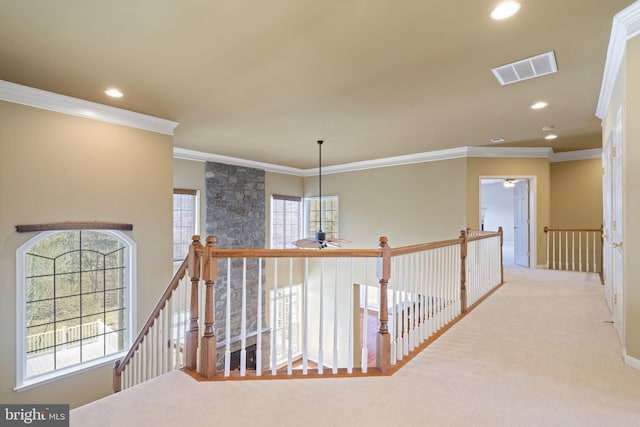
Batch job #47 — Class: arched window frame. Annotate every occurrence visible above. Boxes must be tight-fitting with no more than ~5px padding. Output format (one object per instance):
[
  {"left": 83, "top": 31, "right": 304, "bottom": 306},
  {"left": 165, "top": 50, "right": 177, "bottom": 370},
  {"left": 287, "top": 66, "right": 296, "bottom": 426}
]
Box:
[{"left": 15, "top": 230, "right": 136, "bottom": 391}]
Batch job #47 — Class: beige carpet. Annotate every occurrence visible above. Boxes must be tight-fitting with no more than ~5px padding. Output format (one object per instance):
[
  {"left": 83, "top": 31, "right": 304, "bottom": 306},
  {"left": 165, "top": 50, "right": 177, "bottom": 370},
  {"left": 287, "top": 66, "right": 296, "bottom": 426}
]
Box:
[{"left": 71, "top": 267, "right": 640, "bottom": 426}]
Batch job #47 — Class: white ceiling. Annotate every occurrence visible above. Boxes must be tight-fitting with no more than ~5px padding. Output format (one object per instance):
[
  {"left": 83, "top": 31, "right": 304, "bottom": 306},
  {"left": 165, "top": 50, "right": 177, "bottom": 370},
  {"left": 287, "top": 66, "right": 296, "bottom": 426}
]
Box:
[{"left": 0, "top": 1, "right": 633, "bottom": 169}]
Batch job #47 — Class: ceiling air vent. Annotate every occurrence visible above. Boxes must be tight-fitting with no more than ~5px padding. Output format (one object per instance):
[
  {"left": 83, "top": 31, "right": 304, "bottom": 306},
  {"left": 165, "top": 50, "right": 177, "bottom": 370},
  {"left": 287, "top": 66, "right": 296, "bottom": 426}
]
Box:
[{"left": 492, "top": 51, "right": 558, "bottom": 85}]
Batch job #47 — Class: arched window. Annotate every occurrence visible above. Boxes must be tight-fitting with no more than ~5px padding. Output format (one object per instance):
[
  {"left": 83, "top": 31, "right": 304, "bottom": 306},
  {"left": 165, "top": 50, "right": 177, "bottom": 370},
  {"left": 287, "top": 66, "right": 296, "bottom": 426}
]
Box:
[{"left": 16, "top": 230, "right": 135, "bottom": 390}]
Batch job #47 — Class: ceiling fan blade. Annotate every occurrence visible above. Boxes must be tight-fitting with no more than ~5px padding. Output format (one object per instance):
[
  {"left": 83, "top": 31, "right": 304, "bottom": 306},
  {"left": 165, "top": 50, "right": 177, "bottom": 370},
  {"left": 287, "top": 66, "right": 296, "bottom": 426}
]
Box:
[
  {"left": 327, "top": 238, "right": 352, "bottom": 244},
  {"left": 294, "top": 239, "right": 322, "bottom": 249}
]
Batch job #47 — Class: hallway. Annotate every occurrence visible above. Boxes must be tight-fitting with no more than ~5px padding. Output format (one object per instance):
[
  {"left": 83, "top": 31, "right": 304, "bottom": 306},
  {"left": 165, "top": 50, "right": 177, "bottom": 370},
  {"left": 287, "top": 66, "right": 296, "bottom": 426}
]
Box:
[{"left": 72, "top": 266, "right": 640, "bottom": 426}]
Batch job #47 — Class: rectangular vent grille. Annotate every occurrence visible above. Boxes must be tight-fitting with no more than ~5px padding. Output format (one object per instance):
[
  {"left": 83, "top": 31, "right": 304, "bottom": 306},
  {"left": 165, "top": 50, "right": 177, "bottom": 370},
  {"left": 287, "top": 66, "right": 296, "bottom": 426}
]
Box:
[{"left": 492, "top": 51, "right": 558, "bottom": 85}]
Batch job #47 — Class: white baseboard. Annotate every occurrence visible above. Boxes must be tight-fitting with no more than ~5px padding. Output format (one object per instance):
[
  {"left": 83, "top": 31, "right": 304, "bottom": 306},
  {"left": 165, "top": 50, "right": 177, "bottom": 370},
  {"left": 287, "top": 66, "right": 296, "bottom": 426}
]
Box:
[{"left": 623, "top": 350, "right": 640, "bottom": 371}]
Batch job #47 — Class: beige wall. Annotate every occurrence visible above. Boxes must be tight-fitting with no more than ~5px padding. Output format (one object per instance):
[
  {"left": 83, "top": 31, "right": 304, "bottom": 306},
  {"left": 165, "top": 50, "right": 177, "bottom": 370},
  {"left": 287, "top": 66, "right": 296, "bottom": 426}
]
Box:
[
  {"left": 0, "top": 102, "right": 173, "bottom": 408},
  {"left": 304, "top": 158, "right": 468, "bottom": 248},
  {"left": 550, "top": 158, "right": 603, "bottom": 228},
  {"left": 466, "top": 157, "right": 551, "bottom": 266},
  {"left": 624, "top": 35, "right": 640, "bottom": 359}
]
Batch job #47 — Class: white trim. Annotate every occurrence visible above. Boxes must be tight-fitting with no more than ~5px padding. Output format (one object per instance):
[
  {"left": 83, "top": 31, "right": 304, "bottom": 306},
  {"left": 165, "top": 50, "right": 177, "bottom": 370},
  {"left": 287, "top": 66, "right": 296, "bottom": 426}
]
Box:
[
  {"left": 550, "top": 148, "right": 602, "bottom": 163},
  {"left": 15, "top": 229, "right": 136, "bottom": 391},
  {"left": 596, "top": 2, "right": 640, "bottom": 119},
  {"left": 0, "top": 80, "right": 178, "bottom": 135},
  {"left": 623, "top": 349, "right": 640, "bottom": 371},
  {"left": 176, "top": 146, "right": 560, "bottom": 177},
  {"left": 173, "top": 147, "right": 304, "bottom": 176}
]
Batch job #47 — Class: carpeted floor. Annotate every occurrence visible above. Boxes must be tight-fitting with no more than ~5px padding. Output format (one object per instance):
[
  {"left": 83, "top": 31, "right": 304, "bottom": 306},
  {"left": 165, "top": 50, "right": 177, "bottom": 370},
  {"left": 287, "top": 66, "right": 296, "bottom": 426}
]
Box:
[{"left": 71, "top": 267, "right": 640, "bottom": 426}]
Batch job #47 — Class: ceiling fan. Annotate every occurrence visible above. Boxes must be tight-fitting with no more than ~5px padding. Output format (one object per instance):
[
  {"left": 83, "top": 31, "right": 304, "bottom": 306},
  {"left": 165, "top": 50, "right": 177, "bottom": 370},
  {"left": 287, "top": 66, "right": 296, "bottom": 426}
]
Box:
[{"left": 294, "top": 140, "right": 351, "bottom": 249}]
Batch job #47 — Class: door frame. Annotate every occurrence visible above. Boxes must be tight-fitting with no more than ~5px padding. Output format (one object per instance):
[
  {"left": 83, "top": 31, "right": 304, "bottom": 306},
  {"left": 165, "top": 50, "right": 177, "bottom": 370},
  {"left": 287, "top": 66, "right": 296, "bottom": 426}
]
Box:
[{"left": 479, "top": 175, "right": 537, "bottom": 268}]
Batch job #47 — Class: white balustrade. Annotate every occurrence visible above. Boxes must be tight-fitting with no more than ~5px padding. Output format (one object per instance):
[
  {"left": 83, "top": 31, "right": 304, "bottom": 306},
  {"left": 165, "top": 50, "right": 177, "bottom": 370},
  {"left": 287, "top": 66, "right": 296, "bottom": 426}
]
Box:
[{"left": 545, "top": 228, "right": 602, "bottom": 273}]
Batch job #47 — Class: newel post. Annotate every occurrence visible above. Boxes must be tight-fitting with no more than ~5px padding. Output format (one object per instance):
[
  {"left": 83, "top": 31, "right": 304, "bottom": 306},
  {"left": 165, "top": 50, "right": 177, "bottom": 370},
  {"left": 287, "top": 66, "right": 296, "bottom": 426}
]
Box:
[
  {"left": 113, "top": 359, "right": 122, "bottom": 393},
  {"left": 185, "top": 235, "right": 202, "bottom": 371},
  {"left": 498, "top": 226, "right": 504, "bottom": 284},
  {"left": 459, "top": 230, "right": 467, "bottom": 313},
  {"left": 376, "top": 236, "right": 392, "bottom": 373},
  {"left": 199, "top": 236, "right": 218, "bottom": 377}
]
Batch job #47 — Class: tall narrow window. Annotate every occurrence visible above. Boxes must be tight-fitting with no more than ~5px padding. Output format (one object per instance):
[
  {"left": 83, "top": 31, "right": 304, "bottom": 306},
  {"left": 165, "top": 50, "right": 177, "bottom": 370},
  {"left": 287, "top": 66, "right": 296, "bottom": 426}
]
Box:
[
  {"left": 304, "top": 196, "right": 339, "bottom": 240},
  {"left": 173, "top": 189, "right": 198, "bottom": 264},
  {"left": 17, "top": 230, "right": 135, "bottom": 389},
  {"left": 270, "top": 195, "right": 301, "bottom": 249}
]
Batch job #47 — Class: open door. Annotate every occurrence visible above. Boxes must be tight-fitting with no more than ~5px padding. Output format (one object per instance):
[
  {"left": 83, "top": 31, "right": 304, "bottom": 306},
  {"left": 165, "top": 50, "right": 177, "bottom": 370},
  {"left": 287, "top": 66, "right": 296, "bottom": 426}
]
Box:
[
  {"left": 611, "top": 108, "right": 624, "bottom": 341},
  {"left": 514, "top": 179, "right": 530, "bottom": 267}
]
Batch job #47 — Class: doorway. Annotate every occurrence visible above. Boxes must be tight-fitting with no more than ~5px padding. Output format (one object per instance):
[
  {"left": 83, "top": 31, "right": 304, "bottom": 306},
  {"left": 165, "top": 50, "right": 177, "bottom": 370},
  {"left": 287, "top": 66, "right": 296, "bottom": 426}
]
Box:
[{"left": 480, "top": 177, "right": 534, "bottom": 267}]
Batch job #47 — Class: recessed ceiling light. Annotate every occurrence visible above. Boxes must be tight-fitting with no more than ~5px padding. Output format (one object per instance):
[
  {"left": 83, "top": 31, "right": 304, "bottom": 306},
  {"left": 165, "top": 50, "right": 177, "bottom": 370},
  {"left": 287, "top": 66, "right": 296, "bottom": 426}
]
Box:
[
  {"left": 491, "top": 1, "right": 521, "bottom": 20},
  {"left": 490, "top": 137, "right": 505, "bottom": 143},
  {"left": 531, "top": 101, "right": 548, "bottom": 110},
  {"left": 542, "top": 125, "right": 555, "bottom": 131},
  {"left": 105, "top": 88, "right": 123, "bottom": 98},
  {"left": 545, "top": 134, "right": 558, "bottom": 140}
]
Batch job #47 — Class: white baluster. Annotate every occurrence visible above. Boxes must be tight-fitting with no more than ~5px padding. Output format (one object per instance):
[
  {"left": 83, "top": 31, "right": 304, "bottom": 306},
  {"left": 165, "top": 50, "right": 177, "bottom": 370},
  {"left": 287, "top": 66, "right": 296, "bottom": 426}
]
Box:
[
  {"left": 586, "top": 232, "right": 590, "bottom": 273},
  {"left": 240, "top": 258, "right": 247, "bottom": 377},
  {"left": 271, "top": 260, "right": 278, "bottom": 376},
  {"left": 256, "top": 258, "right": 263, "bottom": 376},
  {"left": 571, "top": 232, "right": 575, "bottom": 271},
  {"left": 552, "top": 232, "right": 556, "bottom": 270},
  {"left": 546, "top": 231, "right": 550, "bottom": 269},
  {"left": 318, "top": 258, "right": 324, "bottom": 374},
  {"left": 225, "top": 259, "right": 232, "bottom": 377},
  {"left": 347, "top": 258, "right": 354, "bottom": 374},
  {"left": 592, "top": 232, "right": 597, "bottom": 273},
  {"left": 578, "top": 232, "right": 583, "bottom": 272},
  {"left": 288, "top": 258, "right": 294, "bottom": 376},
  {"left": 303, "top": 258, "right": 309, "bottom": 375},
  {"left": 361, "top": 259, "right": 368, "bottom": 373},
  {"left": 391, "top": 257, "right": 398, "bottom": 365},
  {"left": 332, "top": 258, "right": 339, "bottom": 374}
]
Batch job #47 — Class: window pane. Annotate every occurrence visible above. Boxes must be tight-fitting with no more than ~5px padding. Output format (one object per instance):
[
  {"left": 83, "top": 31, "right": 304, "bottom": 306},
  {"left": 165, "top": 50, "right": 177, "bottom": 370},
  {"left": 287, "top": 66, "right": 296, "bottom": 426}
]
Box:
[
  {"left": 173, "top": 191, "right": 198, "bottom": 261},
  {"left": 21, "top": 230, "right": 131, "bottom": 384}
]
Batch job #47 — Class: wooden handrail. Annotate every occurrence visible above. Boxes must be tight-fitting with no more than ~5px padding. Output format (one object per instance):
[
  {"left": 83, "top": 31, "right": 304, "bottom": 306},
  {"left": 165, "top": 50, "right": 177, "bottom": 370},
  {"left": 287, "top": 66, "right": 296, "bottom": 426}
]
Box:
[
  {"left": 211, "top": 247, "right": 382, "bottom": 258},
  {"left": 389, "top": 238, "right": 462, "bottom": 257},
  {"left": 544, "top": 226, "right": 602, "bottom": 233},
  {"left": 113, "top": 258, "right": 188, "bottom": 390}
]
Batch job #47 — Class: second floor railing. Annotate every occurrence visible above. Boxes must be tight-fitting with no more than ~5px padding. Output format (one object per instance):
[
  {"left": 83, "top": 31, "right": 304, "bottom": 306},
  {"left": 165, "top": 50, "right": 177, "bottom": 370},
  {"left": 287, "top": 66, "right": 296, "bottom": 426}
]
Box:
[
  {"left": 114, "top": 228, "right": 504, "bottom": 391},
  {"left": 544, "top": 226, "right": 603, "bottom": 283}
]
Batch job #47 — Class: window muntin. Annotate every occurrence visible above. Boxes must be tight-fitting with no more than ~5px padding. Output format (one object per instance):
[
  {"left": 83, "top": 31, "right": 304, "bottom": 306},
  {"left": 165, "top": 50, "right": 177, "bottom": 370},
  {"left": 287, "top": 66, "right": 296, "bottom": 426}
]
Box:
[
  {"left": 304, "top": 196, "right": 339, "bottom": 240},
  {"left": 270, "top": 284, "right": 302, "bottom": 364},
  {"left": 17, "top": 230, "right": 135, "bottom": 389},
  {"left": 271, "top": 195, "right": 301, "bottom": 249},
  {"left": 173, "top": 189, "right": 198, "bottom": 262}
]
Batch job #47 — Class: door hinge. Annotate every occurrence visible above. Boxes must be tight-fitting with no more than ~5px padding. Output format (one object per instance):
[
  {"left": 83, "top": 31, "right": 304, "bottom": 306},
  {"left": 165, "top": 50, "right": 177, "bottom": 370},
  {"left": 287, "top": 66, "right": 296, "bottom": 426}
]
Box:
[
  {"left": 613, "top": 293, "right": 618, "bottom": 304},
  {"left": 527, "top": 251, "right": 530, "bottom": 257},
  {"left": 527, "top": 219, "right": 530, "bottom": 224},
  {"left": 613, "top": 221, "right": 617, "bottom": 231},
  {"left": 613, "top": 147, "right": 617, "bottom": 157},
  {"left": 526, "top": 184, "right": 530, "bottom": 192}
]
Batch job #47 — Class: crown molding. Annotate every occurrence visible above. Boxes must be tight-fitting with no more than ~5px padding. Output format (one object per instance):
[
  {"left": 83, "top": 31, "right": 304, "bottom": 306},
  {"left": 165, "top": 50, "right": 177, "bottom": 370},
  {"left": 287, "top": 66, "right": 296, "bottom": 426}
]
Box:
[
  {"left": 465, "top": 146, "right": 553, "bottom": 159},
  {"left": 596, "top": 2, "right": 640, "bottom": 119},
  {"left": 550, "top": 148, "right": 602, "bottom": 163},
  {"left": 0, "top": 80, "right": 179, "bottom": 135},
  {"left": 302, "top": 146, "right": 470, "bottom": 176},
  {"left": 173, "top": 147, "right": 304, "bottom": 176},
  {"left": 176, "top": 145, "right": 568, "bottom": 177}
]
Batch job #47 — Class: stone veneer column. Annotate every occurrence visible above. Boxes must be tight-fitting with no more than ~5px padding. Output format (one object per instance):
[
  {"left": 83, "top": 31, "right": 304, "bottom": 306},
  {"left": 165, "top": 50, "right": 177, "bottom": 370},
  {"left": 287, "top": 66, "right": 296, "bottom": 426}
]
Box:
[{"left": 204, "top": 162, "right": 269, "bottom": 369}]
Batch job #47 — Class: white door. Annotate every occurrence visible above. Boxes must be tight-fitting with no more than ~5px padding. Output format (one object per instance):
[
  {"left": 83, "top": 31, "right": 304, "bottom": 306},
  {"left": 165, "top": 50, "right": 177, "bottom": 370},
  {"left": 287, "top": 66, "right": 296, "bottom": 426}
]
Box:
[
  {"left": 602, "top": 134, "right": 613, "bottom": 311},
  {"left": 611, "top": 109, "right": 624, "bottom": 340},
  {"left": 514, "top": 179, "right": 530, "bottom": 267}
]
